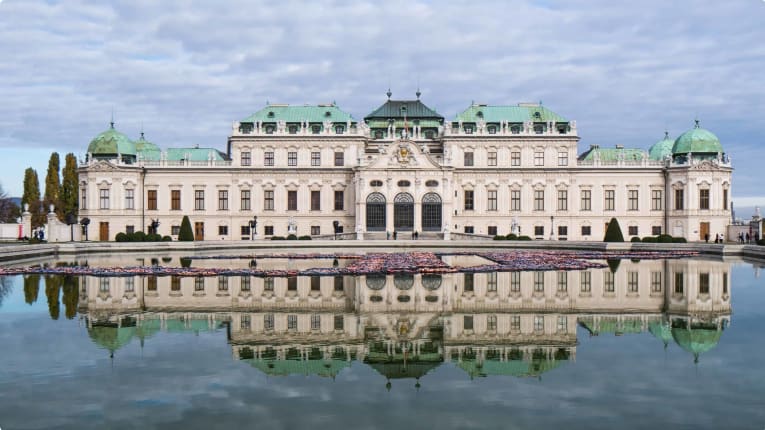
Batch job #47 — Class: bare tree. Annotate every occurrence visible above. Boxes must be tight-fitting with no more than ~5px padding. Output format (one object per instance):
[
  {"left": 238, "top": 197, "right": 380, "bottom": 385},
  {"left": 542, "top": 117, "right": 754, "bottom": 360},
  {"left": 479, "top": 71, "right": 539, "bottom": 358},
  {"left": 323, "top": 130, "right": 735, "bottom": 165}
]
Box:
[{"left": 0, "top": 182, "right": 21, "bottom": 223}]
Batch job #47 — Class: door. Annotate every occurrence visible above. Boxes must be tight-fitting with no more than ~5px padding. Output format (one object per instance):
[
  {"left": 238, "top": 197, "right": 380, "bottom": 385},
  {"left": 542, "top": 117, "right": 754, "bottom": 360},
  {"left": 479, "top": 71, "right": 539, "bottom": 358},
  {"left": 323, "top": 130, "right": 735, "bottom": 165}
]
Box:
[
  {"left": 699, "top": 222, "right": 710, "bottom": 241},
  {"left": 421, "top": 193, "right": 442, "bottom": 231},
  {"left": 394, "top": 192, "right": 414, "bottom": 231},
  {"left": 195, "top": 222, "right": 204, "bottom": 241},
  {"left": 99, "top": 222, "right": 109, "bottom": 241}
]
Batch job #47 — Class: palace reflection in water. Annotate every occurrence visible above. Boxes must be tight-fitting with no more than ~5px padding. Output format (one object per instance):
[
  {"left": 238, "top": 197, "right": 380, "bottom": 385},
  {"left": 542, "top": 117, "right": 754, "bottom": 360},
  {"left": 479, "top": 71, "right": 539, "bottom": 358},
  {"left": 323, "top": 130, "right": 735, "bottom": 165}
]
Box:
[{"left": 71, "top": 257, "right": 731, "bottom": 382}]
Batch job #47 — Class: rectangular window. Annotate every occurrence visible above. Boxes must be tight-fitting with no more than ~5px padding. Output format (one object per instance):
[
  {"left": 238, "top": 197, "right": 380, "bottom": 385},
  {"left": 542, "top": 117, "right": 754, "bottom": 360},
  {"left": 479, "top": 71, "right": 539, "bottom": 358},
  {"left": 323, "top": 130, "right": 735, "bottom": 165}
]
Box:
[
  {"left": 171, "top": 225, "right": 180, "bottom": 235},
  {"left": 171, "top": 190, "right": 181, "bottom": 210},
  {"left": 218, "top": 190, "right": 229, "bottom": 210},
  {"left": 487, "top": 315, "right": 497, "bottom": 331},
  {"left": 487, "top": 272, "right": 497, "bottom": 292},
  {"left": 675, "top": 189, "right": 684, "bottom": 210},
  {"left": 240, "top": 190, "right": 251, "bottom": 211},
  {"left": 534, "top": 272, "right": 544, "bottom": 292},
  {"left": 558, "top": 226, "right": 568, "bottom": 237},
  {"left": 264, "top": 226, "right": 274, "bottom": 235},
  {"left": 510, "top": 272, "right": 521, "bottom": 292},
  {"left": 311, "top": 314, "right": 321, "bottom": 331},
  {"left": 99, "top": 277, "right": 110, "bottom": 292},
  {"left": 534, "top": 190, "right": 544, "bottom": 211},
  {"left": 311, "top": 151, "right": 321, "bottom": 166},
  {"left": 99, "top": 189, "right": 110, "bottom": 210},
  {"left": 488, "top": 226, "right": 497, "bottom": 236},
  {"left": 652, "top": 190, "right": 663, "bottom": 211},
  {"left": 311, "top": 226, "right": 320, "bottom": 236},
  {"left": 723, "top": 189, "right": 728, "bottom": 211},
  {"left": 147, "top": 276, "right": 157, "bottom": 291},
  {"left": 125, "top": 189, "right": 135, "bottom": 210},
  {"left": 510, "top": 190, "right": 521, "bottom": 211},
  {"left": 652, "top": 226, "right": 662, "bottom": 235},
  {"left": 147, "top": 190, "right": 157, "bottom": 211},
  {"left": 628, "top": 190, "right": 639, "bottom": 211},
  {"left": 171, "top": 276, "right": 181, "bottom": 291},
  {"left": 264, "top": 277, "right": 274, "bottom": 291},
  {"left": 464, "top": 152, "right": 474, "bottom": 167},
  {"left": 218, "top": 277, "right": 228, "bottom": 291},
  {"left": 723, "top": 272, "right": 728, "bottom": 295},
  {"left": 194, "top": 277, "right": 205, "bottom": 291},
  {"left": 674, "top": 272, "right": 684, "bottom": 294},
  {"left": 240, "top": 315, "right": 251, "bottom": 330},
  {"left": 264, "top": 151, "right": 274, "bottom": 166},
  {"left": 125, "top": 277, "right": 134, "bottom": 292},
  {"left": 264, "top": 190, "right": 274, "bottom": 211},
  {"left": 604, "top": 271, "right": 615, "bottom": 293},
  {"left": 511, "top": 315, "right": 521, "bottom": 331},
  {"left": 464, "top": 190, "right": 474, "bottom": 210},
  {"left": 651, "top": 271, "right": 662, "bottom": 293},
  {"left": 535, "top": 226, "right": 544, "bottom": 237},
  {"left": 288, "top": 190, "right": 298, "bottom": 211},
  {"left": 511, "top": 151, "right": 521, "bottom": 166},
  {"left": 288, "top": 151, "right": 297, "bottom": 166},
  {"left": 310, "top": 276, "right": 321, "bottom": 291},
  {"left": 241, "top": 276, "right": 250, "bottom": 292},
  {"left": 488, "top": 151, "right": 497, "bottom": 166},
  {"left": 557, "top": 315, "right": 567, "bottom": 332},
  {"left": 581, "top": 190, "right": 591, "bottom": 211},
  {"left": 558, "top": 151, "right": 568, "bottom": 166},
  {"left": 557, "top": 190, "right": 568, "bottom": 211},
  {"left": 334, "top": 152, "right": 344, "bottom": 166},
  {"left": 334, "top": 276, "right": 344, "bottom": 292},
  {"left": 287, "top": 314, "right": 297, "bottom": 330},
  {"left": 264, "top": 314, "right": 274, "bottom": 331},
  {"left": 464, "top": 226, "right": 474, "bottom": 234},
  {"left": 194, "top": 190, "right": 205, "bottom": 210},
  {"left": 241, "top": 151, "right": 251, "bottom": 166},
  {"left": 487, "top": 190, "right": 497, "bottom": 211},
  {"left": 557, "top": 271, "right": 567, "bottom": 292},
  {"left": 288, "top": 125, "right": 298, "bottom": 134},
  {"left": 287, "top": 277, "right": 297, "bottom": 291},
  {"left": 604, "top": 190, "right": 615, "bottom": 211},
  {"left": 628, "top": 272, "right": 639, "bottom": 293},
  {"left": 628, "top": 226, "right": 639, "bottom": 236},
  {"left": 334, "top": 190, "right": 344, "bottom": 210},
  {"left": 581, "top": 271, "right": 592, "bottom": 292},
  {"left": 534, "top": 151, "right": 544, "bottom": 166},
  {"left": 241, "top": 225, "right": 250, "bottom": 237},
  {"left": 218, "top": 225, "right": 228, "bottom": 235},
  {"left": 699, "top": 189, "right": 710, "bottom": 210},
  {"left": 581, "top": 225, "right": 591, "bottom": 236},
  {"left": 464, "top": 273, "right": 474, "bottom": 292},
  {"left": 699, "top": 273, "right": 710, "bottom": 294},
  {"left": 81, "top": 188, "right": 87, "bottom": 210},
  {"left": 334, "top": 315, "right": 344, "bottom": 331},
  {"left": 534, "top": 315, "right": 544, "bottom": 332},
  {"left": 464, "top": 315, "right": 474, "bottom": 331}
]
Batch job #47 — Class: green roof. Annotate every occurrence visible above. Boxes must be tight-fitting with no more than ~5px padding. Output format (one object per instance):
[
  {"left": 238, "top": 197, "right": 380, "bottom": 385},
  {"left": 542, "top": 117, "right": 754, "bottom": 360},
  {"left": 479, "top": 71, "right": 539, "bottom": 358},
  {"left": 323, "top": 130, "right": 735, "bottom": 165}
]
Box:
[
  {"left": 134, "top": 133, "right": 160, "bottom": 152},
  {"left": 365, "top": 99, "right": 444, "bottom": 121},
  {"left": 671, "top": 324, "right": 723, "bottom": 362},
  {"left": 165, "top": 147, "right": 227, "bottom": 162},
  {"left": 649, "top": 132, "right": 674, "bottom": 160},
  {"left": 241, "top": 104, "right": 355, "bottom": 124},
  {"left": 87, "top": 123, "right": 136, "bottom": 156},
  {"left": 88, "top": 325, "right": 136, "bottom": 353},
  {"left": 578, "top": 146, "right": 648, "bottom": 162},
  {"left": 368, "top": 361, "right": 442, "bottom": 380},
  {"left": 672, "top": 121, "right": 723, "bottom": 155},
  {"left": 454, "top": 104, "right": 567, "bottom": 123},
  {"left": 366, "top": 119, "right": 442, "bottom": 129},
  {"left": 455, "top": 358, "right": 566, "bottom": 378},
  {"left": 243, "top": 358, "right": 351, "bottom": 377},
  {"left": 648, "top": 321, "right": 673, "bottom": 347}
]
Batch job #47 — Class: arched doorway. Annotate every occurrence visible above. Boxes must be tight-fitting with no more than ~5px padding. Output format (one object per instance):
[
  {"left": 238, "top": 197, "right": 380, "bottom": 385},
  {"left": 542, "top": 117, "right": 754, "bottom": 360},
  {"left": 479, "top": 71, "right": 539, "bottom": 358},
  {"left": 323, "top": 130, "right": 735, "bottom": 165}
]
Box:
[
  {"left": 394, "top": 192, "right": 414, "bottom": 231},
  {"left": 366, "top": 192, "right": 386, "bottom": 231},
  {"left": 421, "top": 192, "right": 442, "bottom": 231}
]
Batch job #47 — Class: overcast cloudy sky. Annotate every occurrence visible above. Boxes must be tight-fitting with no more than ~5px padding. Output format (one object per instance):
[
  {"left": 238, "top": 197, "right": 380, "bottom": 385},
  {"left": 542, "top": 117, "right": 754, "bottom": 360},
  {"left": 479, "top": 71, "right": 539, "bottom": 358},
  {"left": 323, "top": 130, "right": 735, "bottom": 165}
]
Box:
[{"left": 0, "top": 0, "right": 763, "bottom": 203}]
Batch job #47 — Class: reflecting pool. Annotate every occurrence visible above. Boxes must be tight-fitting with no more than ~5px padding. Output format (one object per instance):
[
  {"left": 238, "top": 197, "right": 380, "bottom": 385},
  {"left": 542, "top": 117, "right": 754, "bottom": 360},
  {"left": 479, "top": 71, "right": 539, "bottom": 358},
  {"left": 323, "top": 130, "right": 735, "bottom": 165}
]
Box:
[{"left": 0, "top": 253, "right": 764, "bottom": 429}]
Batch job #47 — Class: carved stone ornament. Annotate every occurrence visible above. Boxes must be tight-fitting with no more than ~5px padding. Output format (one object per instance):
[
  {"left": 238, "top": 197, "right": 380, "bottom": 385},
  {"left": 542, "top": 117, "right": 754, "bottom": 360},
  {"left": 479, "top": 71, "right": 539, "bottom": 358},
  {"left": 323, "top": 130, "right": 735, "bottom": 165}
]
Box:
[{"left": 396, "top": 143, "right": 412, "bottom": 164}]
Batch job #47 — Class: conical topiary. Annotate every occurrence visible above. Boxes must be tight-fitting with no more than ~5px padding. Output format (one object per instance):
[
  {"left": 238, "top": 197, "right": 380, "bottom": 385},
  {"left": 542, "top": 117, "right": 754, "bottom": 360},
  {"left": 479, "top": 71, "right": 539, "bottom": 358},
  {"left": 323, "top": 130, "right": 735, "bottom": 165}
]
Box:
[
  {"left": 178, "top": 216, "right": 194, "bottom": 241},
  {"left": 604, "top": 217, "right": 624, "bottom": 242}
]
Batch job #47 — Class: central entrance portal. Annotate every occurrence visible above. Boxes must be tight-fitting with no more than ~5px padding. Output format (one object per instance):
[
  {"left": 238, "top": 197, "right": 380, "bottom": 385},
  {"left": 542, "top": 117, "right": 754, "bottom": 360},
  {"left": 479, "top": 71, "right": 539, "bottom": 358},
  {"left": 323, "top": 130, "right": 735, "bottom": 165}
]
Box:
[{"left": 394, "top": 192, "right": 414, "bottom": 231}]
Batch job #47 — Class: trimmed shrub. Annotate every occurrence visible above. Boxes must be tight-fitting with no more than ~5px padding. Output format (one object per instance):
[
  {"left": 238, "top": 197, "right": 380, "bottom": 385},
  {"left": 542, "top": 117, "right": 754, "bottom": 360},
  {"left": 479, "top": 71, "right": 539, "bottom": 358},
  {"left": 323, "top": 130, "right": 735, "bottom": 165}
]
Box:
[
  {"left": 630, "top": 237, "right": 641, "bottom": 242},
  {"left": 115, "top": 232, "right": 128, "bottom": 242},
  {"left": 178, "top": 216, "right": 194, "bottom": 241},
  {"left": 270, "top": 236, "right": 285, "bottom": 240},
  {"left": 298, "top": 235, "right": 312, "bottom": 240},
  {"left": 493, "top": 235, "right": 506, "bottom": 240},
  {"left": 604, "top": 218, "right": 624, "bottom": 242},
  {"left": 757, "top": 239, "right": 765, "bottom": 246},
  {"left": 641, "top": 236, "right": 658, "bottom": 243},
  {"left": 286, "top": 234, "right": 298, "bottom": 240},
  {"left": 505, "top": 233, "right": 518, "bottom": 240},
  {"left": 179, "top": 257, "right": 192, "bottom": 268},
  {"left": 657, "top": 234, "right": 673, "bottom": 243},
  {"left": 133, "top": 231, "right": 147, "bottom": 242},
  {"left": 672, "top": 237, "right": 687, "bottom": 243},
  {"left": 607, "top": 259, "right": 621, "bottom": 273},
  {"left": 162, "top": 235, "right": 172, "bottom": 242},
  {"left": 517, "top": 235, "right": 532, "bottom": 241}
]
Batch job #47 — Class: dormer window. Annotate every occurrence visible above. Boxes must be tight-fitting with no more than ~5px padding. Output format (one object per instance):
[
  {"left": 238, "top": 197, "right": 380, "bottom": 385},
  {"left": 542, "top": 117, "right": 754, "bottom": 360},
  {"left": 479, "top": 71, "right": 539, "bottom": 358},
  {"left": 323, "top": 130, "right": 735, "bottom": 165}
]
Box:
[
  {"left": 325, "top": 111, "right": 331, "bottom": 117},
  {"left": 265, "top": 125, "right": 275, "bottom": 134},
  {"left": 511, "top": 125, "right": 520, "bottom": 134},
  {"left": 534, "top": 125, "right": 544, "bottom": 134},
  {"left": 311, "top": 125, "right": 321, "bottom": 134},
  {"left": 400, "top": 106, "right": 407, "bottom": 114},
  {"left": 288, "top": 125, "right": 298, "bottom": 134},
  {"left": 267, "top": 111, "right": 275, "bottom": 118},
  {"left": 374, "top": 130, "right": 384, "bottom": 139},
  {"left": 464, "top": 126, "right": 473, "bottom": 134},
  {"left": 533, "top": 111, "right": 541, "bottom": 119},
  {"left": 476, "top": 111, "right": 483, "bottom": 118},
  {"left": 488, "top": 125, "right": 497, "bottom": 134},
  {"left": 424, "top": 131, "right": 434, "bottom": 139},
  {"left": 335, "top": 125, "right": 344, "bottom": 134},
  {"left": 557, "top": 125, "right": 567, "bottom": 134}
]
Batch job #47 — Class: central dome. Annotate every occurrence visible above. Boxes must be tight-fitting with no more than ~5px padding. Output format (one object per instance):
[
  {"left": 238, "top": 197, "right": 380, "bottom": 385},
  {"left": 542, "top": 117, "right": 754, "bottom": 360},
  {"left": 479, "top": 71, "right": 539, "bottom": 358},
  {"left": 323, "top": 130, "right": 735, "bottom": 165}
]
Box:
[
  {"left": 87, "top": 123, "right": 136, "bottom": 156},
  {"left": 672, "top": 120, "right": 722, "bottom": 156},
  {"left": 649, "top": 132, "right": 673, "bottom": 160}
]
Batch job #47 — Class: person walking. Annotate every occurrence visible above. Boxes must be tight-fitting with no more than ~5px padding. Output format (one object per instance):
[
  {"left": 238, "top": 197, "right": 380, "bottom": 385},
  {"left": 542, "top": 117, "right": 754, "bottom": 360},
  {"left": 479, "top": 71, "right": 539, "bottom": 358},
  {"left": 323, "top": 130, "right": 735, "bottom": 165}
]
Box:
[{"left": 705, "top": 233, "right": 709, "bottom": 243}]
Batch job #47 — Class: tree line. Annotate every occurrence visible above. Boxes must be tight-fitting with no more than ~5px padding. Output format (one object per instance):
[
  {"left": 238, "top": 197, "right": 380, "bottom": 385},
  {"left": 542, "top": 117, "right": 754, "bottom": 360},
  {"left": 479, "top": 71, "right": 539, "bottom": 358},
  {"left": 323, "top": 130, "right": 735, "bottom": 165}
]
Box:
[{"left": 17, "top": 152, "right": 78, "bottom": 227}]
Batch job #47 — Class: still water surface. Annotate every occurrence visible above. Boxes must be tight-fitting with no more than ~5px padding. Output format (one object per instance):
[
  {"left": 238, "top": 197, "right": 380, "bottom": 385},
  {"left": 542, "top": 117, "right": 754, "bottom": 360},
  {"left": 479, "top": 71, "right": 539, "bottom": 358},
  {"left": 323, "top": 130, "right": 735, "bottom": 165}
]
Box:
[{"left": 0, "top": 253, "right": 763, "bottom": 429}]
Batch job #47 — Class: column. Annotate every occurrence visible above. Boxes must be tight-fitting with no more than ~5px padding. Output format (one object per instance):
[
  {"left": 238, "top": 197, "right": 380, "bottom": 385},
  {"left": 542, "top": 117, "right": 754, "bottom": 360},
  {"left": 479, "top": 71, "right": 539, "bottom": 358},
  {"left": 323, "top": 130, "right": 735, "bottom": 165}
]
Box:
[{"left": 386, "top": 200, "right": 394, "bottom": 234}]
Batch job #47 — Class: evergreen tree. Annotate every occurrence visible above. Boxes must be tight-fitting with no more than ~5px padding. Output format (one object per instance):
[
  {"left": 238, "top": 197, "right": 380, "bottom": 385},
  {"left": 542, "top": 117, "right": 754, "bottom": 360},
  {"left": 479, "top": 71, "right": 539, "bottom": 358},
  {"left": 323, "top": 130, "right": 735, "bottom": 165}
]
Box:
[
  {"left": 22, "top": 168, "right": 43, "bottom": 227},
  {"left": 24, "top": 274, "right": 40, "bottom": 304},
  {"left": 62, "top": 275, "right": 79, "bottom": 319},
  {"left": 60, "top": 153, "right": 78, "bottom": 220},
  {"left": 604, "top": 217, "right": 625, "bottom": 242},
  {"left": 178, "top": 215, "right": 194, "bottom": 241},
  {"left": 44, "top": 152, "right": 61, "bottom": 219},
  {"left": 44, "top": 275, "right": 61, "bottom": 320}
]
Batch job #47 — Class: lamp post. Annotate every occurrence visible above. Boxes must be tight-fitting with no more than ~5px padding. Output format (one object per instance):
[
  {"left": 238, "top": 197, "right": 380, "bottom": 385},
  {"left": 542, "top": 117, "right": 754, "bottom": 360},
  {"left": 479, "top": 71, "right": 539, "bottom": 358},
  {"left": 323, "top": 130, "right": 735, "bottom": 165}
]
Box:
[
  {"left": 150, "top": 219, "right": 160, "bottom": 235},
  {"left": 80, "top": 217, "right": 90, "bottom": 241},
  {"left": 333, "top": 220, "right": 340, "bottom": 240},
  {"left": 249, "top": 216, "right": 257, "bottom": 241}
]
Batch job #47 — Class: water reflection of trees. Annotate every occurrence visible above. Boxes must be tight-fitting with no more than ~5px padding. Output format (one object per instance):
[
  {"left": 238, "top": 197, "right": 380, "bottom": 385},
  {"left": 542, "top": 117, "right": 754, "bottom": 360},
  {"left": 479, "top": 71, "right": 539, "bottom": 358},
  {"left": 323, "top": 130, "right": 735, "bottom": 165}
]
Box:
[
  {"left": 21, "top": 273, "right": 78, "bottom": 319},
  {"left": 0, "top": 276, "right": 13, "bottom": 309}
]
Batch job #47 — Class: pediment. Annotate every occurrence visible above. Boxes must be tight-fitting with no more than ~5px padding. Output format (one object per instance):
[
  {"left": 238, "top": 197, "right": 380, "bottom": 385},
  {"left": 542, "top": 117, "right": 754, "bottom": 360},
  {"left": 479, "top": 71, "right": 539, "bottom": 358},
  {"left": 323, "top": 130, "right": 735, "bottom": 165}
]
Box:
[
  {"left": 364, "top": 139, "right": 443, "bottom": 170},
  {"left": 88, "top": 160, "right": 120, "bottom": 172}
]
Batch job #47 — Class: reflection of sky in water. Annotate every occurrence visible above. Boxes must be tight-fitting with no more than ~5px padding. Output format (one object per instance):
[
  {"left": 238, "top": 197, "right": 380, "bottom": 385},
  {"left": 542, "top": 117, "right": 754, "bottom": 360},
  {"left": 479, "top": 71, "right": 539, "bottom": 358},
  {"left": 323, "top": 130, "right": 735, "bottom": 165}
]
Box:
[{"left": 0, "top": 262, "right": 763, "bottom": 429}]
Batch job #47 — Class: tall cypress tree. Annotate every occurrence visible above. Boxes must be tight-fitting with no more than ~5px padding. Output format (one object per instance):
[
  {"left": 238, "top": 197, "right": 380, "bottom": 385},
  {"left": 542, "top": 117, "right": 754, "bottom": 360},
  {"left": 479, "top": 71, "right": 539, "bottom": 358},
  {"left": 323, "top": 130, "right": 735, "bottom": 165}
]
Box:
[
  {"left": 44, "top": 152, "right": 61, "bottom": 218},
  {"left": 22, "top": 168, "right": 43, "bottom": 227},
  {"left": 44, "top": 275, "right": 61, "bottom": 320},
  {"left": 24, "top": 274, "right": 40, "bottom": 304},
  {"left": 61, "top": 153, "right": 78, "bottom": 220}
]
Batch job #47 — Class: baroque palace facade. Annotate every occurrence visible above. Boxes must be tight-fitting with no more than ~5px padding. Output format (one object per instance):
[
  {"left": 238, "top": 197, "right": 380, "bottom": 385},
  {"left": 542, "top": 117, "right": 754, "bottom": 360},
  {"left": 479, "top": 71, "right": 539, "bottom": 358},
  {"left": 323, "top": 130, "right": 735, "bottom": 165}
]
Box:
[{"left": 78, "top": 93, "right": 732, "bottom": 241}]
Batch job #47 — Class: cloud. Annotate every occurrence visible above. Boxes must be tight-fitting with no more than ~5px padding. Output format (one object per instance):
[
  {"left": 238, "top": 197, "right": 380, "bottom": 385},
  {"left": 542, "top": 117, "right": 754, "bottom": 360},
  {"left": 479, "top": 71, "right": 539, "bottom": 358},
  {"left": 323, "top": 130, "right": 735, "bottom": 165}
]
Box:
[{"left": 0, "top": 0, "right": 764, "bottom": 196}]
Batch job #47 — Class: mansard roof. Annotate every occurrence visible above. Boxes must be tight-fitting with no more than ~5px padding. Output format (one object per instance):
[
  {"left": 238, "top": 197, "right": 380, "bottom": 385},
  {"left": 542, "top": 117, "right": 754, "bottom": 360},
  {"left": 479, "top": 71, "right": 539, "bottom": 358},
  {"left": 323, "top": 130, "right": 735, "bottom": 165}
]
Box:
[
  {"left": 241, "top": 104, "right": 355, "bottom": 124},
  {"left": 454, "top": 103, "right": 568, "bottom": 123},
  {"left": 578, "top": 145, "right": 647, "bottom": 162},
  {"left": 365, "top": 99, "right": 444, "bottom": 122}
]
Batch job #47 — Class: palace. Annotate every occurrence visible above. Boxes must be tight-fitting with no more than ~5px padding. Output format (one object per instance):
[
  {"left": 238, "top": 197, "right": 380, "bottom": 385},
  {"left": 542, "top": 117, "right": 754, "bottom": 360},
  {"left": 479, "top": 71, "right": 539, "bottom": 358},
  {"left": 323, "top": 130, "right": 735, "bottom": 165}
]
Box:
[{"left": 78, "top": 92, "right": 733, "bottom": 241}]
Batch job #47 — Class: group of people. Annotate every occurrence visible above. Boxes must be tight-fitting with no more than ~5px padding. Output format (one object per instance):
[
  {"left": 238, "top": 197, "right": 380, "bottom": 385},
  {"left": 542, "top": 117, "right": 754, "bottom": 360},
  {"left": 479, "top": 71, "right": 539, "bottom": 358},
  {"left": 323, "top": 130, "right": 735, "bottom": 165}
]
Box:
[
  {"left": 387, "top": 231, "right": 419, "bottom": 240},
  {"left": 705, "top": 233, "right": 724, "bottom": 243},
  {"left": 737, "top": 232, "right": 755, "bottom": 244}
]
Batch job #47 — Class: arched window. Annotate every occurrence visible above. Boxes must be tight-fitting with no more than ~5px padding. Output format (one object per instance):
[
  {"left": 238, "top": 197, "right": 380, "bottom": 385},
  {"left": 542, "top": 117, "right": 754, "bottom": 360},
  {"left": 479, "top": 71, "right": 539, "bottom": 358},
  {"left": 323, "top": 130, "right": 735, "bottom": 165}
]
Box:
[
  {"left": 366, "top": 275, "right": 386, "bottom": 290},
  {"left": 366, "top": 192, "right": 386, "bottom": 231},
  {"left": 394, "top": 192, "right": 414, "bottom": 231},
  {"left": 394, "top": 274, "right": 414, "bottom": 290},
  {"left": 422, "top": 192, "right": 442, "bottom": 231},
  {"left": 422, "top": 274, "right": 442, "bottom": 290}
]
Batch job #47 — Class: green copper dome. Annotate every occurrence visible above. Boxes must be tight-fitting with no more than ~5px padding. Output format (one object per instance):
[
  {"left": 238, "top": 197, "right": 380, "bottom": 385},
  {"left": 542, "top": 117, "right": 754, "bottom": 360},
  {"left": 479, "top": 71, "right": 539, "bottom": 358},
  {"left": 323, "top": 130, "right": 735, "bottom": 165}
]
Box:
[
  {"left": 87, "top": 123, "right": 136, "bottom": 156},
  {"left": 671, "top": 323, "right": 723, "bottom": 363},
  {"left": 672, "top": 121, "right": 723, "bottom": 155},
  {"left": 134, "top": 132, "right": 160, "bottom": 152},
  {"left": 649, "top": 132, "right": 674, "bottom": 160}
]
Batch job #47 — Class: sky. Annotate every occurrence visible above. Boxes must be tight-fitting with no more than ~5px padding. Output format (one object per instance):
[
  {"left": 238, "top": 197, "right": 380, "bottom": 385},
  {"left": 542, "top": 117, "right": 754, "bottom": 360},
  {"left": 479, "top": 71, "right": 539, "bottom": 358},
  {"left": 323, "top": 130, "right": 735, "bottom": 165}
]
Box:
[{"left": 0, "top": 0, "right": 763, "bottom": 206}]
